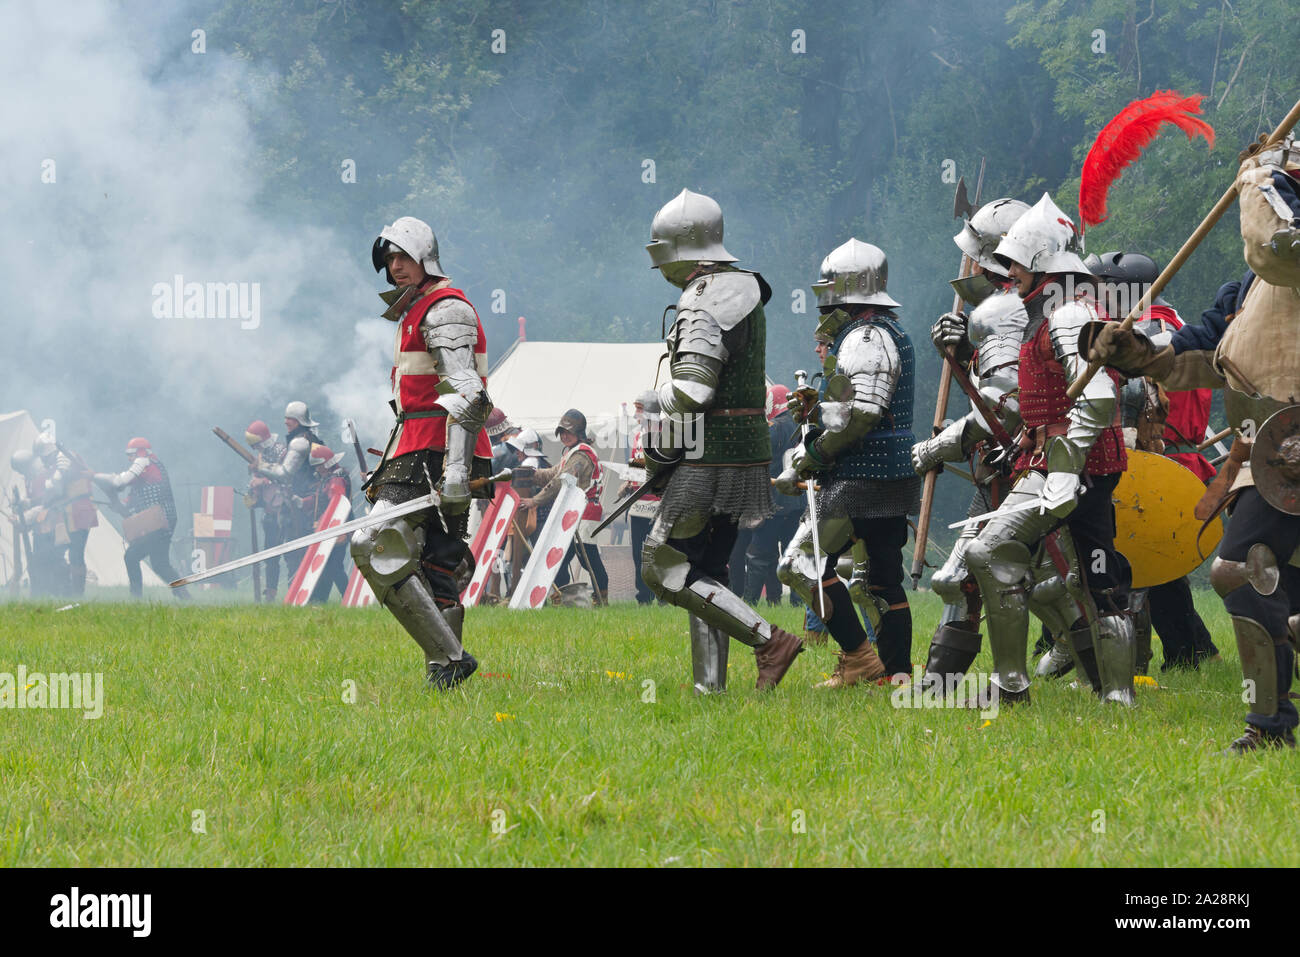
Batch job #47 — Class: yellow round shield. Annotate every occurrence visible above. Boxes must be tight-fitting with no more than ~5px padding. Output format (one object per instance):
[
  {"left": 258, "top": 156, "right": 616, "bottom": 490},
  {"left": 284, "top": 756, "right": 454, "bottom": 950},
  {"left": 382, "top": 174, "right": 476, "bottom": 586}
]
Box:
[{"left": 1112, "top": 449, "right": 1222, "bottom": 589}]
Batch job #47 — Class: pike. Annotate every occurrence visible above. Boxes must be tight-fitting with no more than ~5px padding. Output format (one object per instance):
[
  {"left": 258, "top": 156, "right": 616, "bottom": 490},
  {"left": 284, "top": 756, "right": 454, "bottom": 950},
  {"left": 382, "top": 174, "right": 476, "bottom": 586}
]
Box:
[
  {"left": 793, "top": 368, "right": 825, "bottom": 614},
  {"left": 213, "top": 426, "right": 261, "bottom": 600},
  {"left": 1067, "top": 94, "right": 1300, "bottom": 400},
  {"left": 342, "top": 419, "right": 371, "bottom": 481},
  {"left": 171, "top": 470, "right": 514, "bottom": 587},
  {"left": 912, "top": 158, "right": 986, "bottom": 589}
]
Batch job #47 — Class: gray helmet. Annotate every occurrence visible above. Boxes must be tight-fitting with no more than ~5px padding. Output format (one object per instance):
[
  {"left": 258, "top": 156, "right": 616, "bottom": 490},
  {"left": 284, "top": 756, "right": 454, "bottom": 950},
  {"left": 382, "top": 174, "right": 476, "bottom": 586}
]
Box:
[
  {"left": 993, "top": 193, "right": 1090, "bottom": 276},
  {"left": 811, "top": 238, "right": 900, "bottom": 309},
  {"left": 555, "top": 409, "right": 589, "bottom": 443},
  {"left": 954, "top": 198, "right": 1030, "bottom": 277},
  {"left": 284, "top": 400, "right": 319, "bottom": 429},
  {"left": 371, "top": 216, "right": 447, "bottom": 283},
  {"left": 506, "top": 428, "right": 542, "bottom": 457},
  {"left": 645, "top": 189, "right": 737, "bottom": 270},
  {"left": 1083, "top": 251, "right": 1159, "bottom": 287},
  {"left": 10, "top": 449, "right": 34, "bottom": 475}
]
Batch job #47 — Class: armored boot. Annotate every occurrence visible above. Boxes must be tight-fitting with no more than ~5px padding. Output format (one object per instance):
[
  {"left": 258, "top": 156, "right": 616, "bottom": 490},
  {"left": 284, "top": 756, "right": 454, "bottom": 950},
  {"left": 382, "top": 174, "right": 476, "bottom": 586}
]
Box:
[
  {"left": 754, "top": 627, "right": 804, "bottom": 690},
  {"left": 922, "top": 621, "right": 982, "bottom": 693},
  {"left": 846, "top": 552, "right": 887, "bottom": 630},
  {"left": 1220, "top": 615, "right": 1297, "bottom": 752},
  {"left": 1065, "top": 621, "right": 1103, "bottom": 693},
  {"left": 984, "top": 586, "right": 1032, "bottom": 702},
  {"left": 814, "top": 640, "right": 886, "bottom": 689},
  {"left": 1095, "top": 614, "right": 1136, "bottom": 706},
  {"left": 1034, "top": 637, "right": 1075, "bottom": 678},
  {"left": 384, "top": 576, "right": 477, "bottom": 689},
  {"left": 689, "top": 615, "right": 729, "bottom": 694},
  {"left": 263, "top": 587, "right": 277, "bottom": 603}
]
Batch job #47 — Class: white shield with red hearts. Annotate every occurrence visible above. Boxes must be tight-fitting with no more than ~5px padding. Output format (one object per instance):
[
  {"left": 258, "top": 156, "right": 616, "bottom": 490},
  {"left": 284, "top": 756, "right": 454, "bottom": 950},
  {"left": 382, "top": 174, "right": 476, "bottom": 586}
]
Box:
[
  {"left": 508, "top": 476, "right": 587, "bottom": 610},
  {"left": 461, "top": 484, "right": 522, "bottom": 607}
]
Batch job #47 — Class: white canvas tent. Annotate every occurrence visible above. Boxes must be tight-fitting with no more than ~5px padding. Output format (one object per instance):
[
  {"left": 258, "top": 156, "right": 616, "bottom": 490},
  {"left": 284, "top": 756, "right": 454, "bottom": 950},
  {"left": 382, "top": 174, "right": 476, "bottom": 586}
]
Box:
[
  {"left": 0, "top": 410, "right": 163, "bottom": 591},
  {"left": 487, "top": 340, "right": 670, "bottom": 437}
]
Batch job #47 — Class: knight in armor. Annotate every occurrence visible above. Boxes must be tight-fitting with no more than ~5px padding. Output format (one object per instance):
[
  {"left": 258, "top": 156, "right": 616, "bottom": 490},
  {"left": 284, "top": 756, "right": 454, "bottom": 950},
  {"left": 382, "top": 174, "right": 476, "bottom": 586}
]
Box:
[
  {"left": 9, "top": 448, "right": 68, "bottom": 596},
  {"left": 911, "top": 199, "right": 1033, "bottom": 691},
  {"left": 94, "top": 437, "right": 188, "bottom": 600},
  {"left": 776, "top": 239, "right": 920, "bottom": 686},
  {"left": 624, "top": 391, "right": 663, "bottom": 604},
  {"left": 521, "top": 409, "right": 610, "bottom": 605},
  {"left": 1070, "top": 251, "right": 1218, "bottom": 674},
  {"left": 963, "top": 193, "right": 1133, "bottom": 706},
  {"left": 245, "top": 419, "right": 293, "bottom": 602},
  {"left": 31, "top": 432, "right": 99, "bottom": 595},
  {"left": 307, "top": 444, "right": 352, "bottom": 602},
  {"left": 640, "top": 189, "right": 804, "bottom": 693},
  {"left": 256, "top": 400, "right": 322, "bottom": 572},
  {"left": 350, "top": 216, "right": 493, "bottom": 689},
  {"left": 1085, "top": 137, "right": 1300, "bottom": 749}
]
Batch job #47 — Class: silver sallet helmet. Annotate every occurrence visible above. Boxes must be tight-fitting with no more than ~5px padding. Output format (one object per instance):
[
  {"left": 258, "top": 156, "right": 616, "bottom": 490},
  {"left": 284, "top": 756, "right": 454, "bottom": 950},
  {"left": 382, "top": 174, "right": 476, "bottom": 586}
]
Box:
[
  {"left": 371, "top": 216, "right": 447, "bottom": 282},
  {"left": 954, "top": 198, "right": 1030, "bottom": 277},
  {"left": 645, "top": 189, "right": 737, "bottom": 269},
  {"left": 284, "top": 400, "right": 320, "bottom": 428},
  {"left": 993, "top": 193, "right": 1091, "bottom": 276},
  {"left": 811, "top": 238, "right": 900, "bottom": 309}
]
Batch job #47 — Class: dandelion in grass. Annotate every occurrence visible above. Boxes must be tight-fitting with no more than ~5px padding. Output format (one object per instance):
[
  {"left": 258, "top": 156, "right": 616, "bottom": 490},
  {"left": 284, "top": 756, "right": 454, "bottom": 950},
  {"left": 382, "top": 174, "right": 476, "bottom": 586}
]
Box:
[
  {"left": 494, "top": 712, "right": 515, "bottom": 722},
  {"left": 605, "top": 670, "right": 629, "bottom": 680},
  {"left": 1134, "top": 676, "right": 1158, "bottom": 688}
]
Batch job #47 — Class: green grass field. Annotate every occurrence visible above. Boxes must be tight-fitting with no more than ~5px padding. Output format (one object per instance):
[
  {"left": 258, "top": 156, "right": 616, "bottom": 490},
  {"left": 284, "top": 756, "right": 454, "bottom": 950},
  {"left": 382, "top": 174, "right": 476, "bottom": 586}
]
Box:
[{"left": 1, "top": 590, "right": 1297, "bottom": 867}]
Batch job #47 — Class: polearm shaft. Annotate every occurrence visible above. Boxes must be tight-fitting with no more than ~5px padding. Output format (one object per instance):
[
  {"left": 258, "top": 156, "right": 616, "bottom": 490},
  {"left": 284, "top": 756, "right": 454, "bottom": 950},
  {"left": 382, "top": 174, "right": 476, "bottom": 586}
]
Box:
[
  {"left": 912, "top": 157, "right": 985, "bottom": 589},
  {"left": 214, "top": 427, "right": 263, "bottom": 599},
  {"left": 1067, "top": 95, "right": 1300, "bottom": 401}
]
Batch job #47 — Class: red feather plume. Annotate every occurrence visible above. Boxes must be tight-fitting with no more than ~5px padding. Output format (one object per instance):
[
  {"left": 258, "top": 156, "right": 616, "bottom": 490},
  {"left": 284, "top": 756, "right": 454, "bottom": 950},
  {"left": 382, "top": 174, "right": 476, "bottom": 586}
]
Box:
[{"left": 1079, "top": 90, "right": 1215, "bottom": 227}]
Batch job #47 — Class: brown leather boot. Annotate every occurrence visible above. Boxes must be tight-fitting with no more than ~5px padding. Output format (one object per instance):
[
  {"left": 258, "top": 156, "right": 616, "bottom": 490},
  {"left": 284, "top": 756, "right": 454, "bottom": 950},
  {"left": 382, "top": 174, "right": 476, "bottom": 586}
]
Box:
[
  {"left": 754, "top": 627, "right": 804, "bottom": 690},
  {"left": 814, "top": 641, "right": 886, "bottom": 689}
]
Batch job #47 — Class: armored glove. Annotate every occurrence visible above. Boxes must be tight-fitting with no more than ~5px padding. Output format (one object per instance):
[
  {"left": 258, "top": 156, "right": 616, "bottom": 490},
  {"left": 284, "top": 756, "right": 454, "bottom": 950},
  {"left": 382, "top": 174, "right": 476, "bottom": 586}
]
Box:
[
  {"left": 1078, "top": 320, "right": 1174, "bottom": 382},
  {"left": 1041, "top": 472, "right": 1082, "bottom": 519},
  {"left": 911, "top": 418, "right": 968, "bottom": 475},
  {"left": 787, "top": 389, "right": 819, "bottom": 426},
  {"left": 930, "top": 311, "right": 973, "bottom": 363},
  {"left": 439, "top": 469, "right": 471, "bottom": 514},
  {"left": 790, "top": 438, "right": 831, "bottom": 478}
]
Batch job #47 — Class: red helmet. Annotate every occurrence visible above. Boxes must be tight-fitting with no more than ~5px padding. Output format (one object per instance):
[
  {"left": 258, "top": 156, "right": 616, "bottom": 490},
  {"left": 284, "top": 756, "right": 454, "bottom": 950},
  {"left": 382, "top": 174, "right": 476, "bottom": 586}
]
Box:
[
  {"left": 766, "top": 385, "right": 790, "bottom": 422},
  {"left": 245, "top": 420, "right": 271, "bottom": 446},
  {"left": 310, "top": 444, "right": 343, "bottom": 469},
  {"left": 125, "top": 437, "right": 151, "bottom": 456}
]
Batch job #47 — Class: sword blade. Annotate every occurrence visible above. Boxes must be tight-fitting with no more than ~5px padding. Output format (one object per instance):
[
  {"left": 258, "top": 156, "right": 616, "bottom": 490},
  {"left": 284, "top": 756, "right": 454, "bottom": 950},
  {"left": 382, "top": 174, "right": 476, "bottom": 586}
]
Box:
[
  {"left": 591, "top": 469, "right": 667, "bottom": 537},
  {"left": 947, "top": 496, "right": 1044, "bottom": 530},
  {"left": 170, "top": 490, "right": 441, "bottom": 587}
]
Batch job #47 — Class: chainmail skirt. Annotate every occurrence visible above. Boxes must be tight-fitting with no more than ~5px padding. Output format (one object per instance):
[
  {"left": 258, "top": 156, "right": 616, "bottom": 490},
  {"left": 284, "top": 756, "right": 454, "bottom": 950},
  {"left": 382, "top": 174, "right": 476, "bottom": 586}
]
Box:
[
  {"left": 657, "top": 463, "right": 774, "bottom": 530},
  {"left": 812, "top": 475, "right": 921, "bottom": 521}
]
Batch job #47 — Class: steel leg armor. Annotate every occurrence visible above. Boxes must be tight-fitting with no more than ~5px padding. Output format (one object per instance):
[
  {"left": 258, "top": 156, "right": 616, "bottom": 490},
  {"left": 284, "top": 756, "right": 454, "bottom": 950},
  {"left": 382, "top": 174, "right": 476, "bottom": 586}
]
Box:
[
  {"left": 641, "top": 514, "right": 770, "bottom": 647},
  {"left": 689, "top": 615, "right": 730, "bottom": 694},
  {"left": 965, "top": 471, "right": 1063, "bottom": 699},
  {"left": 351, "top": 498, "right": 468, "bottom": 668}
]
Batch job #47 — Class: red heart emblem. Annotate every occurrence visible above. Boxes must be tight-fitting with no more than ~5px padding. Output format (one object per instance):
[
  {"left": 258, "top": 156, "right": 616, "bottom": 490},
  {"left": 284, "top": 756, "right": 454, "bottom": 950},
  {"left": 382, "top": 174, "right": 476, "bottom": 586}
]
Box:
[
  {"left": 546, "top": 547, "right": 562, "bottom": 569},
  {"left": 495, "top": 518, "right": 506, "bottom": 535},
  {"left": 530, "top": 586, "right": 546, "bottom": 606},
  {"left": 469, "top": 581, "right": 480, "bottom": 597},
  {"left": 561, "top": 511, "right": 578, "bottom": 531},
  {"left": 311, "top": 555, "right": 324, "bottom": 572},
  {"left": 482, "top": 550, "right": 494, "bottom": 567}
]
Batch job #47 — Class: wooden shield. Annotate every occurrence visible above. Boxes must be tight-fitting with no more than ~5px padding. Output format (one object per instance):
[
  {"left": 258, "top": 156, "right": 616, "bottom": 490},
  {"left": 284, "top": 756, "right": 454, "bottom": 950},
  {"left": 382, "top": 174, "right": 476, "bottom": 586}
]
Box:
[{"left": 1112, "top": 449, "right": 1222, "bottom": 589}]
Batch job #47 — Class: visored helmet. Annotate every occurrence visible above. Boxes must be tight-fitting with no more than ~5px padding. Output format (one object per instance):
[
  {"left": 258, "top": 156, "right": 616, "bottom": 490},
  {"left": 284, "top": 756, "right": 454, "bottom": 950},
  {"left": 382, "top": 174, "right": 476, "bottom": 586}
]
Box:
[
  {"left": 954, "top": 198, "right": 1030, "bottom": 277},
  {"left": 811, "top": 238, "right": 900, "bottom": 309},
  {"left": 993, "top": 193, "right": 1090, "bottom": 276},
  {"left": 646, "top": 189, "right": 737, "bottom": 270}
]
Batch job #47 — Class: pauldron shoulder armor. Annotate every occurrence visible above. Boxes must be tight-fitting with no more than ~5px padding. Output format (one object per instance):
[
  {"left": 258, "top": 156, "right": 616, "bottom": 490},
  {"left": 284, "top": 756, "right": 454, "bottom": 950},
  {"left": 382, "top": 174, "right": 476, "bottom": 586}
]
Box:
[
  {"left": 421, "top": 297, "right": 479, "bottom": 353},
  {"left": 674, "top": 270, "right": 764, "bottom": 332},
  {"left": 1047, "top": 299, "right": 1102, "bottom": 366},
  {"left": 836, "top": 324, "right": 901, "bottom": 412},
  {"left": 969, "top": 290, "right": 1029, "bottom": 376}
]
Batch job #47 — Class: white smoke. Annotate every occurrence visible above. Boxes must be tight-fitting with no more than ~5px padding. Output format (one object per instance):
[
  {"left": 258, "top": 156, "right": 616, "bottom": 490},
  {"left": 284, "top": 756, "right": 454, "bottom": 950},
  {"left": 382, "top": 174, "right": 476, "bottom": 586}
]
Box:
[{"left": 0, "top": 2, "right": 389, "bottom": 480}]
